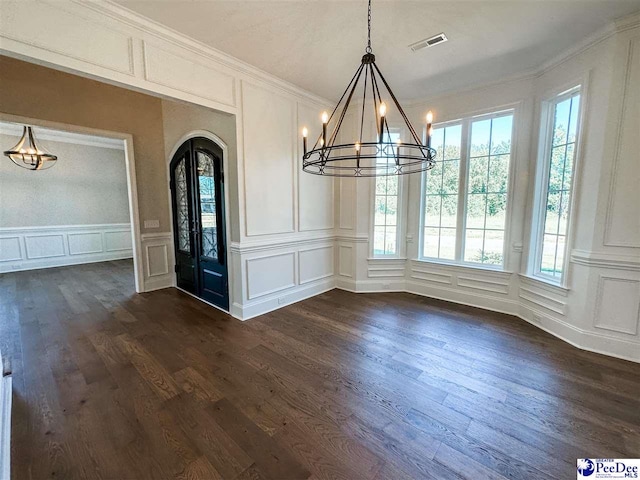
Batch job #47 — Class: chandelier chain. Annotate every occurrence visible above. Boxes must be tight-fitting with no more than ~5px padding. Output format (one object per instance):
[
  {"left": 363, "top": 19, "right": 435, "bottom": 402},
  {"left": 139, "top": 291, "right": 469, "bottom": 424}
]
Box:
[{"left": 366, "top": 0, "right": 372, "bottom": 53}]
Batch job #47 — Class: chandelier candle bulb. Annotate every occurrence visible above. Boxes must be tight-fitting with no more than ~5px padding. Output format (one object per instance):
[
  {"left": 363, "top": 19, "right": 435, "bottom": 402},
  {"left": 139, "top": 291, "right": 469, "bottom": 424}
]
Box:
[
  {"left": 379, "top": 102, "right": 387, "bottom": 143},
  {"left": 321, "top": 112, "right": 329, "bottom": 147},
  {"left": 355, "top": 142, "right": 361, "bottom": 168},
  {"left": 426, "top": 111, "right": 434, "bottom": 148},
  {"left": 302, "top": 127, "right": 308, "bottom": 154}
]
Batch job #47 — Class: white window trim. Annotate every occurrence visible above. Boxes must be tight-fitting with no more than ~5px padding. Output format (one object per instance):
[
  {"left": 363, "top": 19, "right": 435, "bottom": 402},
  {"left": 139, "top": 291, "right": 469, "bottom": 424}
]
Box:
[
  {"left": 417, "top": 107, "right": 517, "bottom": 270},
  {"left": 529, "top": 84, "right": 584, "bottom": 287},
  {"left": 370, "top": 127, "right": 405, "bottom": 258}
]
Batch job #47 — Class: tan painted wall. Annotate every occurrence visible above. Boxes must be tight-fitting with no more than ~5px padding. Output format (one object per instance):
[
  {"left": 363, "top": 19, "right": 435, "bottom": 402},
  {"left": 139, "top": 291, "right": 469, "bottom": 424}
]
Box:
[
  {"left": 0, "top": 55, "right": 168, "bottom": 233},
  {"left": 160, "top": 100, "right": 240, "bottom": 242}
]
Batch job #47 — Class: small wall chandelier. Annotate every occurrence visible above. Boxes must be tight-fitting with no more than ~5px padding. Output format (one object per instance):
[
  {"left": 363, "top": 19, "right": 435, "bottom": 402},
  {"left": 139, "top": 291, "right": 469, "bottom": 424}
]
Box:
[
  {"left": 4, "top": 126, "right": 58, "bottom": 170},
  {"left": 302, "top": 0, "right": 436, "bottom": 177}
]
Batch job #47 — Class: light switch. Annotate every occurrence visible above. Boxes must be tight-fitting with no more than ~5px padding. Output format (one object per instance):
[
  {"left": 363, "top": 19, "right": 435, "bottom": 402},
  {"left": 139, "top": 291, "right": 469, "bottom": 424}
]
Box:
[{"left": 144, "top": 219, "right": 160, "bottom": 229}]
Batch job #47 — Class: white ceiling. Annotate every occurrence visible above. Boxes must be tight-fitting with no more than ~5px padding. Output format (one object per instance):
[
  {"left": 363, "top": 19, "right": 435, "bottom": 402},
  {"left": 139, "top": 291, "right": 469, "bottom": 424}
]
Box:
[{"left": 115, "top": 0, "right": 640, "bottom": 101}]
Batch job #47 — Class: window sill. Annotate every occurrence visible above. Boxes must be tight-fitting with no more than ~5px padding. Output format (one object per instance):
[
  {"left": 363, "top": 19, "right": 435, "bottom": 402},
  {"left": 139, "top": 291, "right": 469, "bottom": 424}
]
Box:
[
  {"left": 519, "top": 274, "right": 569, "bottom": 295},
  {"left": 412, "top": 257, "right": 513, "bottom": 274},
  {"left": 368, "top": 256, "right": 407, "bottom": 262}
]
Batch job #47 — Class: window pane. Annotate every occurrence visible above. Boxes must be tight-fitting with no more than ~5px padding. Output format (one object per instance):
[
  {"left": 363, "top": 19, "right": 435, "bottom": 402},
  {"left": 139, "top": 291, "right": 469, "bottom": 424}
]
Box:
[
  {"left": 386, "top": 197, "right": 398, "bottom": 226},
  {"left": 555, "top": 235, "right": 566, "bottom": 276},
  {"left": 374, "top": 196, "right": 386, "bottom": 226},
  {"left": 373, "top": 228, "right": 386, "bottom": 255},
  {"left": 439, "top": 228, "right": 457, "bottom": 260},
  {"left": 386, "top": 175, "right": 398, "bottom": 196},
  {"left": 423, "top": 227, "right": 440, "bottom": 258},
  {"left": 470, "top": 119, "right": 491, "bottom": 157},
  {"left": 384, "top": 227, "right": 397, "bottom": 255},
  {"left": 464, "top": 229, "right": 484, "bottom": 262},
  {"left": 466, "top": 194, "right": 486, "bottom": 229},
  {"left": 541, "top": 234, "right": 558, "bottom": 274},
  {"left": 442, "top": 160, "right": 460, "bottom": 194},
  {"left": 425, "top": 195, "right": 441, "bottom": 227},
  {"left": 468, "top": 156, "right": 489, "bottom": 193},
  {"left": 568, "top": 95, "right": 581, "bottom": 143},
  {"left": 490, "top": 116, "right": 513, "bottom": 155},
  {"left": 563, "top": 144, "right": 575, "bottom": 191},
  {"left": 485, "top": 194, "right": 507, "bottom": 230},
  {"left": 431, "top": 128, "right": 445, "bottom": 155},
  {"left": 487, "top": 155, "right": 510, "bottom": 193},
  {"left": 483, "top": 230, "right": 505, "bottom": 265},
  {"left": 544, "top": 192, "right": 561, "bottom": 234},
  {"left": 441, "top": 195, "right": 458, "bottom": 227},
  {"left": 549, "top": 146, "right": 566, "bottom": 192},
  {"left": 444, "top": 124, "right": 462, "bottom": 160},
  {"left": 553, "top": 98, "right": 571, "bottom": 146},
  {"left": 426, "top": 161, "right": 443, "bottom": 194}
]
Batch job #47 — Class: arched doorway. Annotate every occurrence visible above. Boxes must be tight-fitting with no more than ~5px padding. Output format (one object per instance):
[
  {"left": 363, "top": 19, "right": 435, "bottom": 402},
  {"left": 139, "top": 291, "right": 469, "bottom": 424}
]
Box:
[{"left": 169, "top": 137, "right": 229, "bottom": 310}]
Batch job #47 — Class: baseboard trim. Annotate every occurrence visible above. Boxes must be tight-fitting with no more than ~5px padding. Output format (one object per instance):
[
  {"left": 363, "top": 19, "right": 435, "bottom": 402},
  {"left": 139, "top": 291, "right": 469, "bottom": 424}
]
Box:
[
  {"left": 0, "top": 251, "right": 133, "bottom": 274},
  {"left": 234, "top": 278, "right": 336, "bottom": 321}
]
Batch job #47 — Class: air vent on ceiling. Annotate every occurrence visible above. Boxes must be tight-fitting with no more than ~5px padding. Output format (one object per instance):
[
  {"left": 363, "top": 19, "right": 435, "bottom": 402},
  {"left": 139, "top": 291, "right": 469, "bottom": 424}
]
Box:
[{"left": 409, "top": 33, "right": 448, "bottom": 52}]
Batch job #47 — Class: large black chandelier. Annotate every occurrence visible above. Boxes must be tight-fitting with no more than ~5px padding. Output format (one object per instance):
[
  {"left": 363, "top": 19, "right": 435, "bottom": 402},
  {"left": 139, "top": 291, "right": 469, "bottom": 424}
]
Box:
[{"left": 301, "top": 0, "right": 436, "bottom": 177}]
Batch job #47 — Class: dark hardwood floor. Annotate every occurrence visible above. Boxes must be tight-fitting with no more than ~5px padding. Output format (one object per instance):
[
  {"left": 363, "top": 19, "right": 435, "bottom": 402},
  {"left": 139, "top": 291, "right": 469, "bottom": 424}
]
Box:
[{"left": 0, "top": 259, "right": 638, "bottom": 479}]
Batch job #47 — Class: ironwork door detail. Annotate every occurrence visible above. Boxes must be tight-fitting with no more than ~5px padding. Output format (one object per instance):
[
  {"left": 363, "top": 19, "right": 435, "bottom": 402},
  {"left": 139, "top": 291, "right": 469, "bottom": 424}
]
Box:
[{"left": 170, "top": 138, "right": 228, "bottom": 311}]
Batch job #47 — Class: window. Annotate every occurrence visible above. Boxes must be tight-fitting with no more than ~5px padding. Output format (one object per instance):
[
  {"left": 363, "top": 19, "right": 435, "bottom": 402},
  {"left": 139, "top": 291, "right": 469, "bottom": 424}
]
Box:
[
  {"left": 423, "top": 123, "right": 461, "bottom": 260},
  {"left": 532, "top": 87, "right": 581, "bottom": 282},
  {"left": 373, "top": 131, "right": 401, "bottom": 256},
  {"left": 420, "top": 110, "right": 514, "bottom": 267}
]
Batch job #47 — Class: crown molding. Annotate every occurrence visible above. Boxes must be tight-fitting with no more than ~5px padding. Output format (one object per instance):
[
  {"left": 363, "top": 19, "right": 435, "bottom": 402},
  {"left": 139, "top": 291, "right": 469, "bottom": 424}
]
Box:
[
  {"left": 73, "top": 0, "right": 331, "bottom": 107},
  {"left": 0, "top": 121, "right": 125, "bottom": 150}
]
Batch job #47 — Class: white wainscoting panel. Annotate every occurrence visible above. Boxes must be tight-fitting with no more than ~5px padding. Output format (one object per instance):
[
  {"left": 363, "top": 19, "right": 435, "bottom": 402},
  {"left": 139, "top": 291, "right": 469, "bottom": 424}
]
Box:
[
  {"left": 0, "top": 237, "right": 21, "bottom": 262},
  {"left": 246, "top": 252, "right": 296, "bottom": 300},
  {"left": 140, "top": 232, "right": 174, "bottom": 292},
  {"left": 242, "top": 81, "right": 296, "bottom": 236},
  {"left": 299, "top": 245, "right": 334, "bottom": 285},
  {"left": 25, "top": 234, "right": 66, "bottom": 259},
  {"left": 338, "top": 245, "right": 354, "bottom": 277},
  {"left": 594, "top": 275, "right": 640, "bottom": 335},
  {"left": 68, "top": 232, "right": 103, "bottom": 255},
  {"left": 0, "top": 0, "right": 135, "bottom": 76},
  {"left": 105, "top": 230, "right": 133, "bottom": 252},
  {"left": 604, "top": 36, "right": 640, "bottom": 247},
  {"left": 297, "top": 102, "right": 334, "bottom": 232},
  {"left": 142, "top": 41, "right": 236, "bottom": 108},
  {"left": 0, "top": 224, "right": 133, "bottom": 273}
]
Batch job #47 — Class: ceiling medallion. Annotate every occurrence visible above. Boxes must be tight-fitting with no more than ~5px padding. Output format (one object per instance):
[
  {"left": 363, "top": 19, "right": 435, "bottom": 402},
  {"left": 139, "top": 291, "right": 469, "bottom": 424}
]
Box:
[
  {"left": 4, "top": 126, "right": 58, "bottom": 170},
  {"left": 301, "top": 0, "right": 436, "bottom": 177}
]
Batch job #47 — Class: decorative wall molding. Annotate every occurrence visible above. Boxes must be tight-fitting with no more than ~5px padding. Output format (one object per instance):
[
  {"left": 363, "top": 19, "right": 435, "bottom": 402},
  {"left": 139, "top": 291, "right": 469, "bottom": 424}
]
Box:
[
  {"left": 571, "top": 249, "right": 640, "bottom": 271},
  {"left": 0, "top": 224, "right": 132, "bottom": 273},
  {"left": 298, "top": 245, "right": 334, "bottom": 285},
  {"left": 141, "top": 40, "right": 236, "bottom": 108},
  {"left": 229, "top": 234, "right": 335, "bottom": 255},
  {"left": 603, "top": 35, "right": 640, "bottom": 248},
  {"left": 246, "top": 252, "right": 296, "bottom": 300},
  {"left": 593, "top": 275, "right": 640, "bottom": 335},
  {"left": 140, "top": 232, "right": 173, "bottom": 292}
]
